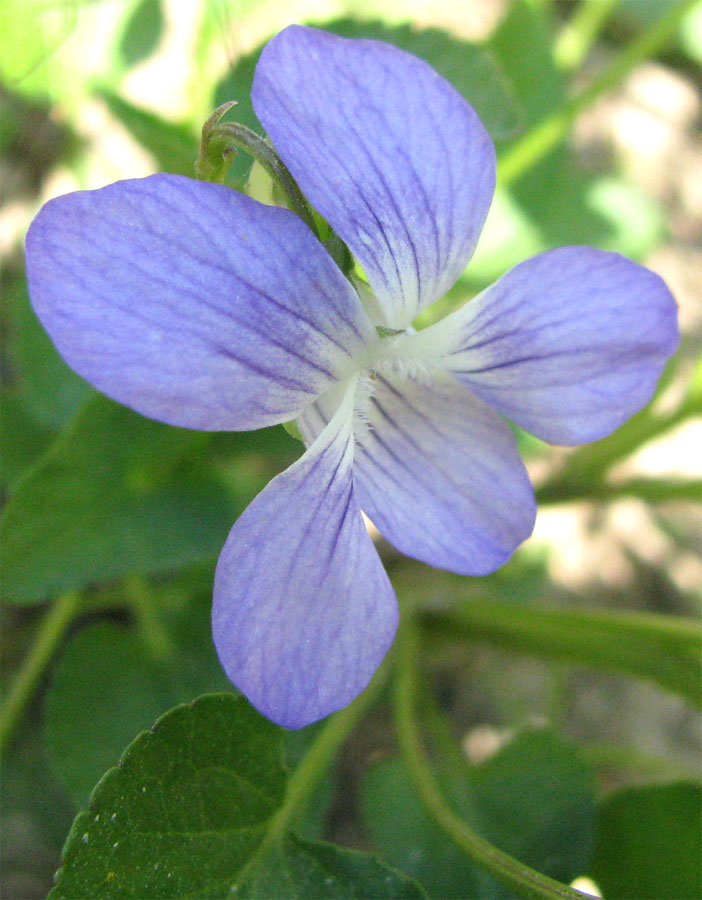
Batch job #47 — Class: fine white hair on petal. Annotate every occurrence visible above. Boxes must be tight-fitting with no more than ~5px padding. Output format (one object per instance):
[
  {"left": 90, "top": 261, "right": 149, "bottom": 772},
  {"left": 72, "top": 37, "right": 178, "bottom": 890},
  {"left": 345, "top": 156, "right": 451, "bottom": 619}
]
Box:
[{"left": 371, "top": 352, "right": 445, "bottom": 384}]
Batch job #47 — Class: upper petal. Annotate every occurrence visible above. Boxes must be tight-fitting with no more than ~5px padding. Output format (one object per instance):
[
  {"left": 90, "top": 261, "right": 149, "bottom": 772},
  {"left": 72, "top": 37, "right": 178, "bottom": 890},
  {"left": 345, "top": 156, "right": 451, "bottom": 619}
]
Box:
[
  {"left": 352, "top": 371, "right": 536, "bottom": 576},
  {"left": 407, "top": 247, "right": 679, "bottom": 444},
  {"left": 25, "top": 174, "right": 376, "bottom": 432},
  {"left": 212, "top": 378, "right": 398, "bottom": 728},
  {"left": 252, "top": 25, "right": 495, "bottom": 329}
]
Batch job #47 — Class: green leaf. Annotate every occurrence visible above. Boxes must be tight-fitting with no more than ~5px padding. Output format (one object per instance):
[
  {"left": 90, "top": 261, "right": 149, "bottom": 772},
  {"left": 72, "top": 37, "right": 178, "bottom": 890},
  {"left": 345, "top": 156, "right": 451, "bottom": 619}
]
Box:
[
  {"left": 1, "top": 271, "right": 91, "bottom": 489},
  {"left": 470, "top": 730, "right": 596, "bottom": 885},
  {"left": 419, "top": 592, "right": 702, "bottom": 707},
  {"left": 0, "top": 396, "right": 234, "bottom": 603},
  {"left": 3, "top": 275, "right": 93, "bottom": 430},
  {"left": 97, "top": 89, "right": 197, "bottom": 176},
  {"left": 362, "top": 757, "right": 483, "bottom": 898},
  {"left": 490, "top": 0, "right": 564, "bottom": 130},
  {"left": 244, "top": 835, "right": 425, "bottom": 898},
  {"left": 213, "top": 19, "right": 521, "bottom": 188},
  {"left": 44, "top": 610, "right": 231, "bottom": 806},
  {"left": 50, "top": 694, "right": 425, "bottom": 899},
  {"left": 50, "top": 695, "right": 283, "bottom": 899},
  {"left": 118, "top": 0, "right": 164, "bottom": 68},
  {"left": 0, "top": 389, "right": 55, "bottom": 491},
  {"left": 0, "top": 0, "right": 76, "bottom": 97},
  {"left": 589, "top": 783, "right": 702, "bottom": 899},
  {"left": 0, "top": 718, "right": 75, "bottom": 899},
  {"left": 320, "top": 20, "right": 522, "bottom": 141},
  {"left": 362, "top": 729, "right": 596, "bottom": 898}
]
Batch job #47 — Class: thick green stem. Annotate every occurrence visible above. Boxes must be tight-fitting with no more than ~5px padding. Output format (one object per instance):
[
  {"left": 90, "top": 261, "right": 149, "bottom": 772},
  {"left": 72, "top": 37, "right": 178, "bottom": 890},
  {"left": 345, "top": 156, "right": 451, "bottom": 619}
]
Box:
[
  {"left": 420, "top": 601, "right": 701, "bottom": 708},
  {"left": 0, "top": 592, "right": 82, "bottom": 755},
  {"left": 537, "top": 475, "right": 702, "bottom": 505},
  {"left": 498, "top": 0, "right": 696, "bottom": 185},
  {"left": 394, "top": 619, "right": 589, "bottom": 900},
  {"left": 547, "top": 390, "right": 700, "bottom": 488}
]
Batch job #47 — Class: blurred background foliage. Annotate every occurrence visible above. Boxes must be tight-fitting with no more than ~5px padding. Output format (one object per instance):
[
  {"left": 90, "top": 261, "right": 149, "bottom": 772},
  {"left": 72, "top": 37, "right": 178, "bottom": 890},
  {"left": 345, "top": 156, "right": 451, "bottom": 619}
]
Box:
[{"left": 1, "top": 1, "right": 701, "bottom": 898}]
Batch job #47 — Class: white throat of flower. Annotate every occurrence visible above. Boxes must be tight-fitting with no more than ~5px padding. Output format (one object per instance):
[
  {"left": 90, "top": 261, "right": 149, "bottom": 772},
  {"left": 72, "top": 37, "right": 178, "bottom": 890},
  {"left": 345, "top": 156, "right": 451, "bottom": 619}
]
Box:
[{"left": 295, "top": 323, "right": 447, "bottom": 450}]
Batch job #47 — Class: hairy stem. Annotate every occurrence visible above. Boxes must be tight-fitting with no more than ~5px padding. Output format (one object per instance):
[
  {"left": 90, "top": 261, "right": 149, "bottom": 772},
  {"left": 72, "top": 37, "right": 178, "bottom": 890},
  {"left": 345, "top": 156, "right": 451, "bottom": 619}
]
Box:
[{"left": 196, "top": 103, "right": 319, "bottom": 238}]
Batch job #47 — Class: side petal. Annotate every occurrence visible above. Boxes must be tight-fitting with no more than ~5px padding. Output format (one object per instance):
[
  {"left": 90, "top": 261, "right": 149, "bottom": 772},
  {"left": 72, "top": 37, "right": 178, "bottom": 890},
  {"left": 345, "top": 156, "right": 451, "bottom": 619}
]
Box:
[
  {"left": 212, "top": 379, "right": 398, "bottom": 728},
  {"left": 353, "top": 372, "right": 536, "bottom": 576},
  {"left": 25, "top": 174, "right": 375, "bottom": 432},
  {"left": 253, "top": 25, "right": 495, "bottom": 329},
  {"left": 408, "top": 247, "right": 679, "bottom": 444}
]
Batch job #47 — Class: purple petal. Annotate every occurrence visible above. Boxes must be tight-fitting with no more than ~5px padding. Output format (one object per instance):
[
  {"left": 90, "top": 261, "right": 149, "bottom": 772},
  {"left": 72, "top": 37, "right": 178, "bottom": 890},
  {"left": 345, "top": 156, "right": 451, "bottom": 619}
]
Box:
[
  {"left": 253, "top": 25, "right": 495, "bottom": 329},
  {"left": 352, "top": 372, "right": 535, "bottom": 575},
  {"left": 25, "top": 174, "right": 375, "bottom": 431},
  {"left": 416, "top": 247, "right": 679, "bottom": 444},
  {"left": 212, "top": 381, "right": 397, "bottom": 728}
]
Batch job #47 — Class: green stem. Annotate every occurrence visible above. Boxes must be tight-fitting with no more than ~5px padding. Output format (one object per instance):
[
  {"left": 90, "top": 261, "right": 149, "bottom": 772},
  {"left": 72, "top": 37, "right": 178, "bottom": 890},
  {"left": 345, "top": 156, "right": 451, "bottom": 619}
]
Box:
[
  {"left": 498, "top": 0, "right": 696, "bottom": 186},
  {"left": 235, "top": 657, "right": 390, "bottom": 887},
  {"left": 581, "top": 741, "right": 700, "bottom": 780},
  {"left": 547, "top": 392, "right": 700, "bottom": 487},
  {"left": 537, "top": 475, "right": 702, "bottom": 505},
  {"left": 196, "top": 103, "right": 319, "bottom": 238},
  {"left": 125, "top": 575, "right": 174, "bottom": 661},
  {"left": 554, "top": 0, "right": 621, "bottom": 70},
  {"left": 215, "top": 123, "right": 319, "bottom": 237},
  {"left": 394, "top": 619, "right": 588, "bottom": 900},
  {"left": 0, "top": 592, "right": 82, "bottom": 755},
  {"left": 420, "top": 601, "right": 701, "bottom": 708}
]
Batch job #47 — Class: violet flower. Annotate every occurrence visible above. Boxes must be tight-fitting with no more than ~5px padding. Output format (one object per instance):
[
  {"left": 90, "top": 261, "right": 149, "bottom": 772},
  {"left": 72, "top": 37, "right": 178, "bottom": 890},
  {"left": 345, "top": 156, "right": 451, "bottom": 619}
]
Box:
[{"left": 25, "top": 26, "right": 678, "bottom": 728}]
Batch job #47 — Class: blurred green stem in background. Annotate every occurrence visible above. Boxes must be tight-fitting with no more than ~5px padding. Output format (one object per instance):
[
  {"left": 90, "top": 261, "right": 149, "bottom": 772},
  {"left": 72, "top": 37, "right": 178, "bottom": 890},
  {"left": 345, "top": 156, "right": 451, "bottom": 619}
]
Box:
[
  {"left": 235, "top": 656, "right": 390, "bottom": 886},
  {"left": 537, "top": 475, "right": 702, "bottom": 505},
  {"left": 394, "top": 617, "right": 588, "bottom": 900},
  {"left": 420, "top": 600, "right": 702, "bottom": 707},
  {"left": 498, "top": 0, "right": 698, "bottom": 185},
  {"left": 581, "top": 741, "right": 701, "bottom": 781},
  {"left": 125, "top": 574, "right": 175, "bottom": 661},
  {"left": 0, "top": 591, "right": 81, "bottom": 755},
  {"left": 540, "top": 368, "right": 702, "bottom": 490},
  {"left": 554, "top": 0, "right": 621, "bottom": 70}
]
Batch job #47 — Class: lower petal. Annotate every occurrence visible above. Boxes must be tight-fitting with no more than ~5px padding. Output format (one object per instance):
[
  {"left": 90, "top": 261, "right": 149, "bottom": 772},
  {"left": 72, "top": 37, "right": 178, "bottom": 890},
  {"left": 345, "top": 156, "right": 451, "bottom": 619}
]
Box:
[
  {"left": 353, "top": 371, "right": 536, "bottom": 576},
  {"left": 212, "top": 379, "right": 398, "bottom": 728}
]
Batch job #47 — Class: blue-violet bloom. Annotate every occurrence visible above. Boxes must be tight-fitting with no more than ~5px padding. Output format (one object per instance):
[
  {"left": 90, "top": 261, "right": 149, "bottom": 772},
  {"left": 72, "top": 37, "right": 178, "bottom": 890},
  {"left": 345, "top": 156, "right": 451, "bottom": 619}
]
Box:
[{"left": 25, "top": 25, "right": 678, "bottom": 728}]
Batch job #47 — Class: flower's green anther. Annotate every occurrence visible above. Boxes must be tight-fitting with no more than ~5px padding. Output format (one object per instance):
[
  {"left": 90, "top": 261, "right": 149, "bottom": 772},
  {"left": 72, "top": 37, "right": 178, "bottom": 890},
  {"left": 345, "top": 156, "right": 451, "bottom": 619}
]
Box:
[
  {"left": 196, "top": 102, "right": 320, "bottom": 239},
  {"left": 376, "top": 326, "right": 406, "bottom": 338}
]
